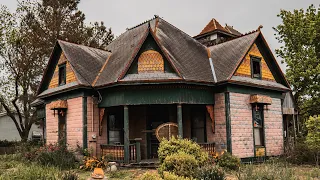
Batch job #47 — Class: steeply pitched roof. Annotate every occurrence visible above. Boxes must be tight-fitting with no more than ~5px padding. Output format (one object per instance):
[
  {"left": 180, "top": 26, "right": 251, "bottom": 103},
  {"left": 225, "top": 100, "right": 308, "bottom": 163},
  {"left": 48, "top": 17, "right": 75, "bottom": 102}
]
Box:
[
  {"left": 198, "top": 18, "right": 229, "bottom": 36},
  {"left": 58, "top": 40, "right": 111, "bottom": 86},
  {"left": 225, "top": 25, "right": 242, "bottom": 36},
  {"left": 94, "top": 17, "right": 214, "bottom": 87},
  {"left": 208, "top": 31, "right": 260, "bottom": 82}
]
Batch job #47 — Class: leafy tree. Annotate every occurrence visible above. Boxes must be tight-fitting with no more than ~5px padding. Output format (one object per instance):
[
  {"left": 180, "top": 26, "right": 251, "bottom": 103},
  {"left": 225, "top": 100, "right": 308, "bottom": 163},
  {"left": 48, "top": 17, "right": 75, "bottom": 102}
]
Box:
[
  {"left": 273, "top": 4, "right": 320, "bottom": 119},
  {"left": 0, "top": 0, "right": 114, "bottom": 141},
  {"left": 305, "top": 115, "right": 320, "bottom": 166}
]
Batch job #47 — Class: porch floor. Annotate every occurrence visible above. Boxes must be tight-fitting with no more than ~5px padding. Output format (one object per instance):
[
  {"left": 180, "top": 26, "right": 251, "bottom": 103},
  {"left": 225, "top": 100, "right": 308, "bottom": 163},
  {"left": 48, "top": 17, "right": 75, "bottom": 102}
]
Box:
[{"left": 124, "top": 158, "right": 159, "bottom": 168}]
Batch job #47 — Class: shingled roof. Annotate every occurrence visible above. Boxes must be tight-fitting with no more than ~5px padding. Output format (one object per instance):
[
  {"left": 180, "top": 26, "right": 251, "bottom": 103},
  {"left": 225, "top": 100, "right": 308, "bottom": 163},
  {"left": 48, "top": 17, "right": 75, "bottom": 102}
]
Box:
[
  {"left": 208, "top": 31, "right": 260, "bottom": 82},
  {"left": 94, "top": 17, "right": 214, "bottom": 87},
  {"left": 37, "top": 17, "right": 290, "bottom": 98},
  {"left": 198, "top": 18, "right": 230, "bottom": 36}
]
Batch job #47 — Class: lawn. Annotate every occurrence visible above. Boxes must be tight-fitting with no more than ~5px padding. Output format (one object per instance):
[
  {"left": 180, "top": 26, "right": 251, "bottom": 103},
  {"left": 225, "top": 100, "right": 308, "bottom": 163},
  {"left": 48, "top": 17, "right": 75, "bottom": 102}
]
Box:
[{"left": 0, "top": 154, "right": 319, "bottom": 180}]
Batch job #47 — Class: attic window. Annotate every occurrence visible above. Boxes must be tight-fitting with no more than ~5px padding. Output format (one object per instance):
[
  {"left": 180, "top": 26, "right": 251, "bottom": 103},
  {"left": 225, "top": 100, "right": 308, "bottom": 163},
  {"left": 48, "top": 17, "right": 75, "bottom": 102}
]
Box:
[
  {"left": 251, "top": 57, "right": 261, "bottom": 79},
  {"left": 59, "top": 63, "right": 66, "bottom": 86},
  {"left": 138, "top": 50, "right": 164, "bottom": 73}
]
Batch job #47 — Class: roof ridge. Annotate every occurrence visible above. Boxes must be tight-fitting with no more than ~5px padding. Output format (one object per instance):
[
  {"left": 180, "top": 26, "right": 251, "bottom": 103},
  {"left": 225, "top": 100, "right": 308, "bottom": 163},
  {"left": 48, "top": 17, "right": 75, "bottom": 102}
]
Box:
[
  {"left": 159, "top": 17, "right": 209, "bottom": 50},
  {"left": 208, "top": 28, "right": 260, "bottom": 48},
  {"left": 127, "top": 15, "right": 159, "bottom": 30},
  {"left": 57, "top": 40, "right": 111, "bottom": 53}
]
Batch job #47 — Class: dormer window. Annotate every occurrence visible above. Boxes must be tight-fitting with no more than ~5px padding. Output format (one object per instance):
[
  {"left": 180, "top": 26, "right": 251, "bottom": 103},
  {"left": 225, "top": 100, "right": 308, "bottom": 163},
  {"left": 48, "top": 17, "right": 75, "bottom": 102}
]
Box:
[
  {"left": 59, "top": 63, "right": 66, "bottom": 85},
  {"left": 251, "top": 57, "right": 261, "bottom": 79}
]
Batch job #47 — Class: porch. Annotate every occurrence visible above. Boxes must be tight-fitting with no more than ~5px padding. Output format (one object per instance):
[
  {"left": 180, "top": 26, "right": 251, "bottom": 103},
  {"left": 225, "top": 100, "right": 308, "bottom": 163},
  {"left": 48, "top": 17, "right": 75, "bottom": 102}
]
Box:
[{"left": 99, "top": 104, "right": 216, "bottom": 163}]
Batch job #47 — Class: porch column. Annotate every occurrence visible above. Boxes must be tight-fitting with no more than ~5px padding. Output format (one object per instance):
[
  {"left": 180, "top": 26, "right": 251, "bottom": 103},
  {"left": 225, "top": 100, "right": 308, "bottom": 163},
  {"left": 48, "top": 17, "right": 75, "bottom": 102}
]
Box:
[
  {"left": 124, "top": 105, "right": 129, "bottom": 163},
  {"left": 177, "top": 104, "right": 183, "bottom": 138}
]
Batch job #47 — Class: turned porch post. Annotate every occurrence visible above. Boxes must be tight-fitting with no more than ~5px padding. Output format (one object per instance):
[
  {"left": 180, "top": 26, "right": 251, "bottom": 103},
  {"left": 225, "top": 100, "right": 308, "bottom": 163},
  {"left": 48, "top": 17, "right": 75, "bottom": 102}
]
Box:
[
  {"left": 124, "top": 105, "right": 129, "bottom": 163},
  {"left": 177, "top": 104, "right": 183, "bottom": 138}
]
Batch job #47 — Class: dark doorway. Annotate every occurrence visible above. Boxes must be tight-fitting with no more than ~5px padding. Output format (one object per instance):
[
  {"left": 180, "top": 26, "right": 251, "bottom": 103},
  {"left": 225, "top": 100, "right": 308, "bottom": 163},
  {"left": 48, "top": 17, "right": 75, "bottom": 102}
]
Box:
[
  {"left": 191, "top": 105, "right": 206, "bottom": 143},
  {"left": 146, "top": 105, "right": 170, "bottom": 159}
]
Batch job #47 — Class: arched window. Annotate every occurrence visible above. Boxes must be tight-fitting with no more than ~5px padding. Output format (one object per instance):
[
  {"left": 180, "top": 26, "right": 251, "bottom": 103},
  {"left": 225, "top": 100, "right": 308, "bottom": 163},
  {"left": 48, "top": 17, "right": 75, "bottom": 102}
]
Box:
[{"left": 138, "top": 50, "right": 164, "bottom": 73}]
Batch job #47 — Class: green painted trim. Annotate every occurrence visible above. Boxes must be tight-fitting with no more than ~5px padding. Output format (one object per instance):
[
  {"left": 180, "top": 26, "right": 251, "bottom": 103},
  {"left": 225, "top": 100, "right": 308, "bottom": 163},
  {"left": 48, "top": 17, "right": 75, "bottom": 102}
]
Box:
[
  {"left": 83, "top": 97, "right": 88, "bottom": 149},
  {"left": 177, "top": 104, "right": 183, "bottom": 138},
  {"left": 123, "top": 106, "right": 129, "bottom": 163},
  {"left": 99, "top": 85, "right": 214, "bottom": 107},
  {"left": 226, "top": 84, "right": 283, "bottom": 99},
  {"left": 43, "top": 89, "right": 93, "bottom": 104},
  {"left": 252, "top": 105, "right": 256, "bottom": 157},
  {"left": 225, "top": 92, "right": 232, "bottom": 153}
]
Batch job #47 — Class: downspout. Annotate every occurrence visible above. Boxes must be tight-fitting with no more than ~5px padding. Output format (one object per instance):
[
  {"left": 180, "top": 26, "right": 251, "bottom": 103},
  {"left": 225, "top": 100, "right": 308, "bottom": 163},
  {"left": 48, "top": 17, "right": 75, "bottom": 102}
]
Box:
[{"left": 207, "top": 48, "right": 217, "bottom": 83}]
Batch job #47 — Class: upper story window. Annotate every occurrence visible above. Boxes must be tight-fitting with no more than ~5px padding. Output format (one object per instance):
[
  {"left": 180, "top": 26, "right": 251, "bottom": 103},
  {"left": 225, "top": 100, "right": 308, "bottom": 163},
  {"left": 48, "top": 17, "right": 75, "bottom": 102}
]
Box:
[
  {"left": 138, "top": 50, "right": 164, "bottom": 73},
  {"left": 58, "top": 63, "right": 66, "bottom": 86},
  {"left": 251, "top": 56, "right": 261, "bottom": 79}
]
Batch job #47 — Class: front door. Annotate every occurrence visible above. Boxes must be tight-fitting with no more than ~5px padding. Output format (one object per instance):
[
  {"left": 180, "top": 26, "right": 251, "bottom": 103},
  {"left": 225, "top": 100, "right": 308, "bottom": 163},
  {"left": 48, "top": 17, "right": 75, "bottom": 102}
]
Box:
[{"left": 146, "top": 105, "right": 169, "bottom": 159}]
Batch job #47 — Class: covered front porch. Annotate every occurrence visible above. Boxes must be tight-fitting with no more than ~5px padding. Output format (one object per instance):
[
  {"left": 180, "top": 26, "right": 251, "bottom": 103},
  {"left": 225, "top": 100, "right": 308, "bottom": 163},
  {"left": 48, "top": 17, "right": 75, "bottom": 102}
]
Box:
[{"left": 96, "top": 85, "right": 216, "bottom": 163}]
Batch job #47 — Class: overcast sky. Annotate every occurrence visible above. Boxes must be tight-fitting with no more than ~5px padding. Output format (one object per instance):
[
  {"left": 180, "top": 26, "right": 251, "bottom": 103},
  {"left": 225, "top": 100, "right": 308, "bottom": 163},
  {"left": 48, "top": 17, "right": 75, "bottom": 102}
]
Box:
[{"left": 1, "top": 0, "right": 319, "bottom": 72}]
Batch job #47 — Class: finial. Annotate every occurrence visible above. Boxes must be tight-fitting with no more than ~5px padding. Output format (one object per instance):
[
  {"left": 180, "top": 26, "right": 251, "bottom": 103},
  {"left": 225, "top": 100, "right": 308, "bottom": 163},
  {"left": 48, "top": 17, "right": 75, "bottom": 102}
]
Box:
[{"left": 258, "top": 25, "right": 263, "bottom": 31}]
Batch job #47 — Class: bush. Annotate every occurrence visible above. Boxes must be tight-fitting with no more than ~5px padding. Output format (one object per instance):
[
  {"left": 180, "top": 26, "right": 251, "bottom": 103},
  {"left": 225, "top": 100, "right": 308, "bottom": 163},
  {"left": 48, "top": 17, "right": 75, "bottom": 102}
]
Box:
[
  {"left": 158, "top": 151, "right": 198, "bottom": 178},
  {"left": 80, "top": 155, "right": 109, "bottom": 171},
  {"left": 61, "top": 171, "right": 79, "bottom": 180},
  {"left": 158, "top": 137, "right": 208, "bottom": 165},
  {"left": 216, "top": 152, "right": 240, "bottom": 171},
  {"left": 36, "top": 144, "right": 78, "bottom": 170},
  {"left": 196, "top": 165, "right": 225, "bottom": 180},
  {"left": 139, "top": 172, "right": 162, "bottom": 180},
  {"left": 163, "top": 172, "right": 192, "bottom": 180},
  {"left": 283, "top": 139, "right": 315, "bottom": 165}
]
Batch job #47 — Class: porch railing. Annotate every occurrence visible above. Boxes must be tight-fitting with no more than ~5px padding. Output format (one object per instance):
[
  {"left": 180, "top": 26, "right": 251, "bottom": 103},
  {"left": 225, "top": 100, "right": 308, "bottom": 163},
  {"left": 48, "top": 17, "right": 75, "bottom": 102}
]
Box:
[
  {"left": 100, "top": 140, "right": 141, "bottom": 163},
  {"left": 199, "top": 142, "right": 215, "bottom": 155}
]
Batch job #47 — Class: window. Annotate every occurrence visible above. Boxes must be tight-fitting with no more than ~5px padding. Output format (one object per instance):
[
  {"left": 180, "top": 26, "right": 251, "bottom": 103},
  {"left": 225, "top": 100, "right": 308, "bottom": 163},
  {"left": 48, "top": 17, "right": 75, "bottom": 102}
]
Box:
[
  {"left": 58, "top": 110, "right": 66, "bottom": 144},
  {"left": 251, "top": 57, "right": 261, "bottom": 79},
  {"left": 59, "top": 64, "right": 66, "bottom": 85},
  {"left": 252, "top": 105, "right": 264, "bottom": 146},
  {"left": 108, "top": 114, "right": 123, "bottom": 144}
]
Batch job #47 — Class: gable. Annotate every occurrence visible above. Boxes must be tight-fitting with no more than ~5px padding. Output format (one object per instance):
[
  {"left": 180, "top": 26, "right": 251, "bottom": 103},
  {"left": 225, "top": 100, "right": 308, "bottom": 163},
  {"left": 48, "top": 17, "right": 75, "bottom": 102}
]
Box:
[
  {"left": 48, "top": 52, "right": 77, "bottom": 89},
  {"left": 124, "top": 33, "right": 177, "bottom": 77},
  {"left": 234, "top": 43, "right": 275, "bottom": 81}
]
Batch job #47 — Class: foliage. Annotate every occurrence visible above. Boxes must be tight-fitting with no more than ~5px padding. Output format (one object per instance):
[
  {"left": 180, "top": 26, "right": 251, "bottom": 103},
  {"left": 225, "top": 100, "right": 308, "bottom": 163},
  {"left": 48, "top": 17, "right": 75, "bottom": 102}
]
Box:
[
  {"left": 0, "top": 0, "right": 114, "bottom": 141},
  {"left": 305, "top": 115, "right": 320, "bottom": 166},
  {"left": 80, "top": 155, "right": 109, "bottom": 171},
  {"left": 61, "top": 171, "right": 79, "bottom": 180},
  {"left": 157, "top": 137, "right": 208, "bottom": 165},
  {"left": 273, "top": 4, "right": 320, "bottom": 118},
  {"left": 108, "top": 170, "right": 131, "bottom": 179},
  {"left": 36, "top": 144, "right": 78, "bottom": 169},
  {"left": 0, "top": 162, "right": 61, "bottom": 180},
  {"left": 195, "top": 165, "right": 225, "bottom": 180},
  {"left": 139, "top": 171, "right": 162, "bottom": 180},
  {"left": 236, "top": 162, "right": 295, "bottom": 180},
  {"left": 162, "top": 172, "right": 192, "bottom": 180},
  {"left": 158, "top": 151, "right": 199, "bottom": 178},
  {"left": 0, "top": 140, "right": 18, "bottom": 147},
  {"left": 283, "top": 138, "right": 317, "bottom": 165},
  {"left": 216, "top": 152, "right": 241, "bottom": 171}
]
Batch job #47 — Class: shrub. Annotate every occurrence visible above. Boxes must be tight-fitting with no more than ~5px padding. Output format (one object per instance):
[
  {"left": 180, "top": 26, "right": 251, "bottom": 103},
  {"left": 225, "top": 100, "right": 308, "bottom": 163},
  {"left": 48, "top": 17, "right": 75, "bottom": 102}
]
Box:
[
  {"left": 158, "top": 137, "right": 208, "bottom": 165},
  {"left": 163, "top": 172, "right": 192, "bottom": 180},
  {"left": 61, "top": 171, "right": 79, "bottom": 180},
  {"left": 216, "top": 152, "right": 240, "bottom": 171},
  {"left": 36, "top": 144, "right": 77, "bottom": 170},
  {"left": 196, "top": 165, "right": 225, "bottom": 180},
  {"left": 139, "top": 172, "right": 162, "bottom": 180},
  {"left": 305, "top": 115, "right": 320, "bottom": 166},
  {"left": 158, "top": 151, "right": 198, "bottom": 178},
  {"left": 283, "top": 139, "right": 315, "bottom": 165},
  {"left": 80, "top": 155, "right": 109, "bottom": 171}
]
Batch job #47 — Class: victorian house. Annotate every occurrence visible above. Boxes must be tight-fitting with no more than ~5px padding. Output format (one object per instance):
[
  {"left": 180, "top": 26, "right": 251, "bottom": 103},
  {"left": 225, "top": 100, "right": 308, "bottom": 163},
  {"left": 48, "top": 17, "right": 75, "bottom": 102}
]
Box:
[{"left": 33, "top": 16, "right": 291, "bottom": 163}]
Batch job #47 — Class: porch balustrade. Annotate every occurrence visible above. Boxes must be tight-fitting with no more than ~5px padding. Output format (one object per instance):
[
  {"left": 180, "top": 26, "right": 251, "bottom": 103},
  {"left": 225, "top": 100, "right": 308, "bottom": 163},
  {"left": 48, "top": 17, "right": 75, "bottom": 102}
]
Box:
[
  {"left": 100, "top": 141, "right": 141, "bottom": 163},
  {"left": 199, "top": 142, "right": 215, "bottom": 155}
]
